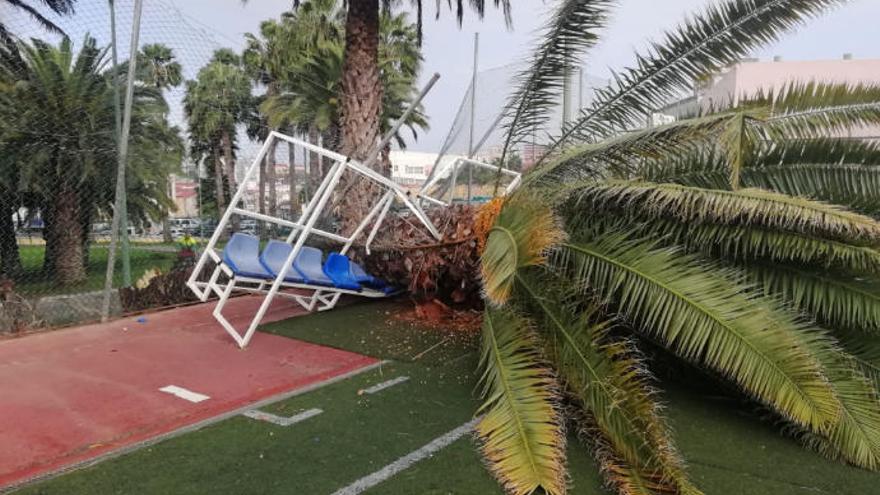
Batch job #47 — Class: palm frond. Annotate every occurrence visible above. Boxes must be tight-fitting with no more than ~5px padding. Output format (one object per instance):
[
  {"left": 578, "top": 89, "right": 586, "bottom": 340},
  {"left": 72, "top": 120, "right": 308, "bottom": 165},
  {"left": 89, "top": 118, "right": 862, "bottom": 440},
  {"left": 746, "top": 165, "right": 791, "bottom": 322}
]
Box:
[
  {"left": 564, "top": 181, "right": 880, "bottom": 243},
  {"left": 752, "top": 82, "right": 880, "bottom": 139},
  {"left": 743, "top": 164, "right": 880, "bottom": 215},
  {"left": 784, "top": 328, "right": 880, "bottom": 470},
  {"left": 477, "top": 307, "right": 567, "bottom": 495},
  {"left": 481, "top": 194, "right": 565, "bottom": 305},
  {"left": 835, "top": 329, "right": 880, "bottom": 388},
  {"left": 527, "top": 112, "right": 740, "bottom": 187},
  {"left": 606, "top": 217, "right": 880, "bottom": 275},
  {"left": 516, "top": 274, "right": 700, "bottom": 495},
  {"left": 553, "top": 230, "right": 839, "bottom": 431},
  {"left": 748, "top": 263, "right": 880, "bottom": 333},
  {"left": 498, "top": 0, "right": 613, "bottom": 166},
  {"left": 540, "top": 0, "right": 846, "bottom": 157}
]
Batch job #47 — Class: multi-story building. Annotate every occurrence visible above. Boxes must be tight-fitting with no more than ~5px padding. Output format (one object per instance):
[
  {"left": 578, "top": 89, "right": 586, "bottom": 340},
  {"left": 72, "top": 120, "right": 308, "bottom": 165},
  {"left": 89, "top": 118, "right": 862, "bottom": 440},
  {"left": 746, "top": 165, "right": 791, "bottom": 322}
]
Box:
[{"left": 661, "top": 55, "right": 880, "bottom": 139}]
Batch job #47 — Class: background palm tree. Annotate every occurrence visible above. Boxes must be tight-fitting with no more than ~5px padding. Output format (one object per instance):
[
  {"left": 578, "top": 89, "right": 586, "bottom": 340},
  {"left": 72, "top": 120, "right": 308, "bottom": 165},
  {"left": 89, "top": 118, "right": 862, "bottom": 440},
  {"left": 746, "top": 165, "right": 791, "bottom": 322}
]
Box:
[
  {"left": 132, "top": 43, "right": 182, "bottom": 242},
  {"left": 469, "top": 1, "right": 880, "bottom": 494},
  {"left": 286, "top": 0, "right": 509, "bottom": 165},
  {"left": 184, "top": 49, "right": 252, "bottom": 233},
  {"left": 0, "top": 0, "right": 76, "bottom": 40},
  {"left": 0, "top": 35, "right": 182, "bottom": 285}
]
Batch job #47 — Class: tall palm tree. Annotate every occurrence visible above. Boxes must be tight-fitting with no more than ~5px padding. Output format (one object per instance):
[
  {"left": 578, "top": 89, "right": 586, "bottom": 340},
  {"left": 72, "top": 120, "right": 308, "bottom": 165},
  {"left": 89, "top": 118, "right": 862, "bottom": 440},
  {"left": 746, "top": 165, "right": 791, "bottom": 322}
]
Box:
[
  {"left": 261, "top": 7, "right": 427, "bottom": 228},
  {"left": 0, "top": 0, "right": 75, "bottom": 40},
  {"left": 184, "top": 49, "right": 252, "bottom": 231},
  {"left": 470, "top": 1, "right": 880, "bottom": 494},
  {"left": 133, "top": 43, "right": 182, "bottom": 242},
  {"left": 287, "top": 0, "right": 509, "bottom": 165},
  {"left": 0, "top": 35, "right": 181, "bottom": 284}
]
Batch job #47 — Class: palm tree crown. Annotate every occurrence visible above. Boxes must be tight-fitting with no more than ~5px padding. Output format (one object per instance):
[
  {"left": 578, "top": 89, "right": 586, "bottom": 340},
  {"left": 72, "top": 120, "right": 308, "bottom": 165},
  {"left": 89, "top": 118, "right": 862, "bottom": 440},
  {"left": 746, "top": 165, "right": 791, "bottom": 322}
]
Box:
[{"left": 474, "top": 1, "right": 880, "bottom": 494}]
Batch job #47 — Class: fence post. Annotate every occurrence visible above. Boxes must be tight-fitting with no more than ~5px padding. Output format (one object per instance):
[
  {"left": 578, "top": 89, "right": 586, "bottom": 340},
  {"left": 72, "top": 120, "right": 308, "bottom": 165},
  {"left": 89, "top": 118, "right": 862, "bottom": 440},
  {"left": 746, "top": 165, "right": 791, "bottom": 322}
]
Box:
[{"left": 101, "top": 0, "right": 144, "bottom": 321}]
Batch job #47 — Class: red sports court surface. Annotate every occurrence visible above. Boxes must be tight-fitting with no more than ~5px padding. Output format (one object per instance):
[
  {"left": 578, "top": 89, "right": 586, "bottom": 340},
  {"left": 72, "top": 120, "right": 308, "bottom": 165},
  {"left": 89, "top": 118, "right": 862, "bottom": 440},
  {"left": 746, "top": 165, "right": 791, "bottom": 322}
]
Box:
[{"left": 0, "top": 295, "right": 378, "bottom": 490}]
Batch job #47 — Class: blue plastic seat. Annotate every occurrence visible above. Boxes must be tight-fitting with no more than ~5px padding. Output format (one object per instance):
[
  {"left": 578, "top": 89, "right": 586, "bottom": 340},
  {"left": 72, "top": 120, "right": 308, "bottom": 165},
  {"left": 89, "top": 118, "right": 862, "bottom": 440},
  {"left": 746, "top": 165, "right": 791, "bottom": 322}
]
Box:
[
  {"left": 259, "top": 240, "right": 305, "bottom": 283},
  {"left": 323, "top": 253, "right": 362, "bottom": 291},
  {"left": 350, "top": 260, "right": 388, "bottom": 290},
  {"left": 223, "top": 233, "right": 272, "bottom": 279},
  {"left": 293, "top": 246, "right": 334, "bottom": 286}
]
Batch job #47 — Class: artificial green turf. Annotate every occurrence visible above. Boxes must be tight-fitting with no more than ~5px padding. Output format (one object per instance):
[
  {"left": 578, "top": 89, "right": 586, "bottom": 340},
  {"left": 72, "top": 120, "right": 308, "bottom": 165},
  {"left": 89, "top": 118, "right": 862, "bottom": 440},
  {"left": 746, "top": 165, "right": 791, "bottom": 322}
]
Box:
[
  {"left": 14, "top": 300, "right": 880, "bottom": 494},
  {"left": 15, "top": 245, "right": 176, "bottom": 297}
]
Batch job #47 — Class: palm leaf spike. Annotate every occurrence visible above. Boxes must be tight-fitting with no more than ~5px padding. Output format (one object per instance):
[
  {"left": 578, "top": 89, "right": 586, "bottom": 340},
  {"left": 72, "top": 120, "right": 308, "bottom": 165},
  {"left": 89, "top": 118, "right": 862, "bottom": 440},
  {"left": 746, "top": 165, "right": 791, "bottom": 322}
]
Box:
[
  {"left": 477, "top": 307, "right": 568, "bottom": 495},
  {"left": 552, "top": 230, "right": 841, "bottom": 431},
  {"left": 494, "top": 0, "right": 614, "bottom": 192},
  {"left": 537, "top": 0, "right": 849, "bottom": 165},
  {"left": 481, "top": 193, "right": 566, "bottom": 305},
  {"left": 515, "top": 274, "right": 702, "bottom": 495}
]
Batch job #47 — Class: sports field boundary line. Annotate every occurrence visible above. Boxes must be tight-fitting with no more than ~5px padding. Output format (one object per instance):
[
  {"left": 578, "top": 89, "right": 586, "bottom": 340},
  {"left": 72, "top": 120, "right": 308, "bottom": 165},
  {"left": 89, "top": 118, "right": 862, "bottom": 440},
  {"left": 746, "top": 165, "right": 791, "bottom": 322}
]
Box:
[
  {"left": 331, "top": 417, "right": 481, "bottom": 495},
  {"left": 1, "top": 359, "right": 389, "bottom": 495}
]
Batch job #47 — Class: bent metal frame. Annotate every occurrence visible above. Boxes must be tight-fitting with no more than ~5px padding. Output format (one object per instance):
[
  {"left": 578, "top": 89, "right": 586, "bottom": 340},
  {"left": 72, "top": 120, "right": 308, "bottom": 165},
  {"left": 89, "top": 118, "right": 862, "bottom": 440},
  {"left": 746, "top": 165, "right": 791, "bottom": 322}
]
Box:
[{"left": 186, "top": 131, "right": 442, "bottom": 348}]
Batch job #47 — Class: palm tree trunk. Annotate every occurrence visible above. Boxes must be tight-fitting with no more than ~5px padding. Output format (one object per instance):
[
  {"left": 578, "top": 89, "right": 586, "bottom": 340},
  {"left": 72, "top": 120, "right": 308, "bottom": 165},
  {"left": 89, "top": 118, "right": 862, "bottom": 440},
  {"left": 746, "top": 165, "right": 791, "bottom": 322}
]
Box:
[
  {"left": 341, "top": 0, "right": 382, "bottom": 162},
  {"left": 258, "top": 154, "right": 267, "bottom": 239},
  {"left": 287, "top": 140, "right": 298, "bottom": 220},
  {"left": 221, "top": 131, "right": 239, "bottom": 233},
  {"left": 0, "top": 190, "right": 22, "bottom": 278},
  {"left": 213, "top": 152, "right": 226, "bottom": 218},
  {"left": 268, "top": 141, "right": 278, "bottom": 227},
  {"left": 52, "top": 186, "right": 86, "bottom": 285},
  {"left": 340, "top": 0, "right": 383, "bottom": 232},
  {"left": 307, "top": 125, "right": 320, "bottom": 197},
  {"left": 162, "top": 178, "right": 173, "bottom": 243}
]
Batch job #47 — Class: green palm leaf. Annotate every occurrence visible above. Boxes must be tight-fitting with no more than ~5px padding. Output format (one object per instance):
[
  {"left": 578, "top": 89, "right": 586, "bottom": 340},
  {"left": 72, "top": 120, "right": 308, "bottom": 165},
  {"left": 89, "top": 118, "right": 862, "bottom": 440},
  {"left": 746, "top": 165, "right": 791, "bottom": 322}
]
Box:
[
  {"left": 541, "top": 0, "right": 846, "bottom": 156},
  {"left": 565, "top": 181, "right": 880, "bottom": 243},
  {"left": 784, "top": 328, "right": 880, "bottom": 469},
  {"left": 553, "top": 230, "right": 839, "bottom": 431},
  {"left": 748, "top": 263, "right": 880, "bottom": 332},
  {"left": 497, "top": 0, "right": 614, "bottom": 169},
  {"left": 477, "top": 307, "right": 568, "bottom": 495},
  {"left": 756, "top": 82, "right": 880, "bottom": 138},
  {"left": 609, "top": 218, "right": 880, "bottom": 275},
  {"left": 516, "top": 274, "right": 701, "bottom": 495}
]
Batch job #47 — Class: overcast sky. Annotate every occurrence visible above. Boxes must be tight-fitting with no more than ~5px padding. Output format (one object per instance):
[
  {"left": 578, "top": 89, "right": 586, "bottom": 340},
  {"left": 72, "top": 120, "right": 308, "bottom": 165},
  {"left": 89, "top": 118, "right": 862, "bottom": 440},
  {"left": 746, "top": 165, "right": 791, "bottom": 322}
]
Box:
[{"left": 5, "top": 0, "right": 879, "bottom": 153}]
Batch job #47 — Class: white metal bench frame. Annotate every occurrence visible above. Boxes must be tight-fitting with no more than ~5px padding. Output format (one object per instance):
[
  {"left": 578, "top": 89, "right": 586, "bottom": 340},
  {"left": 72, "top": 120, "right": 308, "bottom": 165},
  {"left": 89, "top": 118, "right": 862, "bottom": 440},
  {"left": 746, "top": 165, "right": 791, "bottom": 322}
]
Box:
[
  {"left": 187, "top": 131, "right": 441, "bottom": 348},
  {"left": 417, "top": 157, "right": 522, "bottom": 207}
]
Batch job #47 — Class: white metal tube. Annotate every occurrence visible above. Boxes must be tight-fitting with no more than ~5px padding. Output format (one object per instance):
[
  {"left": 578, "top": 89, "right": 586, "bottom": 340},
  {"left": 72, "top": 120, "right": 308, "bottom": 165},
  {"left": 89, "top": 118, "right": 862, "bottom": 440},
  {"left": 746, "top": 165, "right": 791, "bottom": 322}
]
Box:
[
  {"left": 240, "top": 162, "right": 348, "bottom": 347},
  {"left": 187, "top": 135, "right": 275, "bottom": 297},
  {"left": 341, "top": 190, "right": 393, "bottom": 255},
  {"left": 364, "top": 193, "right": 395, "bottom": 255}
]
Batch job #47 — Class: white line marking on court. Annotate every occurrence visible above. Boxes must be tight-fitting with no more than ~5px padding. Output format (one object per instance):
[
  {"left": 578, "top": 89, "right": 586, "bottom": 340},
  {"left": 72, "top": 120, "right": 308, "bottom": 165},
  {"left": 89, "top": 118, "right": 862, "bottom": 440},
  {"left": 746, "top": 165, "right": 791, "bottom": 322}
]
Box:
[
  {"left": 159, "top": 385, "right": 211, "bottom": 403},
  {"left": 331, "top": 418, "right": 480, "bottom": 495},
  {"left": 363, "top": 376, "right": 409, "bottom": 395},
  {"left": 242, "top": 408, "right": 323, "bottom": 427}
]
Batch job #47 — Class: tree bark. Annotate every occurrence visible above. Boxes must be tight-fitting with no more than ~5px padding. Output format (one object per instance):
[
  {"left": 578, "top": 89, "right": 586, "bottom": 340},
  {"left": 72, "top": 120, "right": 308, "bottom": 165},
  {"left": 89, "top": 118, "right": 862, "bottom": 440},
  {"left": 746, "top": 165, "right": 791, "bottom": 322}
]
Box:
[
  {"left": 267, "top": 140, "right": 278, "bottom": 227},
  {"left": 307, "top": 125, "right": 320, "bottom": 199},
  {"left": 162, "top": 177, "right": 173, "bottom": 243},
  {"left": 221, "top": 131, "right": 239, "bottom": 233},
  {"left": 258, "top": 154, "right": 267, "bottom": 239},
  {"left": 341, "top": 0, "right": 382, "bottom": 161},
  {"left": 0, "top": 191, "right": 21, "bottom": 278},
  {"left": 52, "top": 187, "right": 86, "bottom": 284},
  {"left": 340, "top": 0, "right": 383, "bottom": 232},
  {"left": 287, "top": 138, "right": 298, "bottom": 220},
  {"left": 213, "top": 151, "right": 226, "bottom": 219}
]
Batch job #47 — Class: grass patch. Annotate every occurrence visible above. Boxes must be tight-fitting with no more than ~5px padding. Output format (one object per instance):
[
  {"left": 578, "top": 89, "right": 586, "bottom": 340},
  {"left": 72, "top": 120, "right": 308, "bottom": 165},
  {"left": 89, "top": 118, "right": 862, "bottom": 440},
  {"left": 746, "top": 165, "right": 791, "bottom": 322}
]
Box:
[
  {"left": 15, "top": 245, "right": 177, "bottom": 297},
  {"left": 14, "top": 300, "right": 880, "bottom": 494}
]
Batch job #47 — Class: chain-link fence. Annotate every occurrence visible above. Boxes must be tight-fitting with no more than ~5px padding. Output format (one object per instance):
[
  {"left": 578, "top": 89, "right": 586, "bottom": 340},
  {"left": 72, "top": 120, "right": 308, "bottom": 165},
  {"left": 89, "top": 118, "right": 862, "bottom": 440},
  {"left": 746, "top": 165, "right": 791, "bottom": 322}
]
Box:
[
  {"left": 422, "top": 59, "right": 608, "bottom": 201},
  {"left": 0, "top": 0, "right": 293, "bottom": 331}
]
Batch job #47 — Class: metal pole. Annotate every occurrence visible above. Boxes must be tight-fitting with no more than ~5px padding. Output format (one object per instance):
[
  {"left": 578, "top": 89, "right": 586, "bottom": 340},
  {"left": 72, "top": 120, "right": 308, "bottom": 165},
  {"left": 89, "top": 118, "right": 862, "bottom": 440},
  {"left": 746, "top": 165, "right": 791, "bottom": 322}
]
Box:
[
  {"left": 578, "top": 66, "right": 584, "bottom": 112},
  {"left": 562, "top": 45, "right": 572, "bottom": 129},
  {"left": 363, "top": 73, "right": 440, "bottom": 171},
  {"left": 101, "top": 0, "right": 143, "bottom": 320},
  {"left": 466, "top": 33, "right": 478, "bottom": 204}
]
